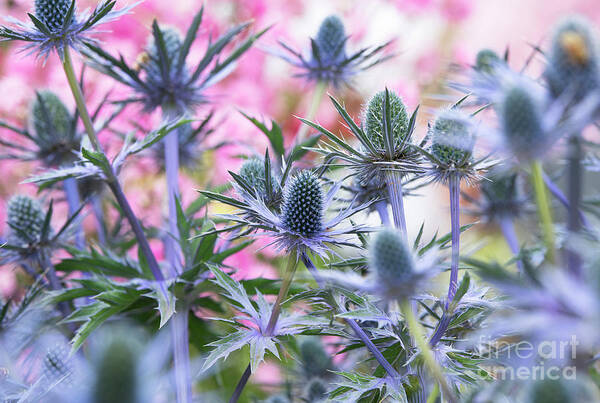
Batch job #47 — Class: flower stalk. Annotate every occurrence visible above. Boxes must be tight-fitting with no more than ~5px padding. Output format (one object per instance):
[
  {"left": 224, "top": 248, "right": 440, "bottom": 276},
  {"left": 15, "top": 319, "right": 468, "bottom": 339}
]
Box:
[
  {"left": 375, "top": 200, "right": 390, "bottom": 226},
  {"left": 386, "top": 169, "right": 407, "bottom": 235},
  {"left": 447, "top": 173, "right": 460, "bottom": 305},
  {"left": 530, "top": 161, "right": 555, "bottom": 263},
  {"left": 566, "top": 133, "right": 583, "bottom": 276},
  {"left": 296, "top": 80, "right": 327, "bottom": 143},
  {"left": 498, "top": 217, "right": 523, "bottom": 273},
  {"left": 63, "top": 177, "right": 84, "bottom": 248}
]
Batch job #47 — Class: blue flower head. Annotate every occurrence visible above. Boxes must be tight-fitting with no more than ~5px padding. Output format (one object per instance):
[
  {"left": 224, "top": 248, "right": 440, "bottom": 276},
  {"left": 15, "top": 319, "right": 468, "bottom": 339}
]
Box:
[
  {"left": 7, "top": 195, "right": 47, "bottom": 244},
  {"left": 275, "top": 15, "right": 393, "bottom": 88},
  {"left": 544, "top": 15, "right": 600, "bottom": 102},
  {"left": 84, "top": 7, "right": 267, "bottom": 112},
  {"left": 0, "top": 0, "right": 135, "bottom": 60}
]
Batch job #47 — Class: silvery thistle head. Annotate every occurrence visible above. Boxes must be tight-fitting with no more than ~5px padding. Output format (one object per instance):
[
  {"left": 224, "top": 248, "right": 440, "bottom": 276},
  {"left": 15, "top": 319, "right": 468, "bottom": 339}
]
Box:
[
  {"left": 316, "top": 228, "right": 439, "bottom": 303},
  {"left": 201, "top": 162, "right": 372, "bottom": 258},
  {"left": 274, "top": 15, "right": 393, "bottom": 88},
  {"left": 0, "top": 0, "right": 135, "bottom": 60},
  {"left": 544, "top": 16, "right": 600, "bottom": 104},
  {"left": 84, "top": 8, "right": 267, "bottom": 113},
  {"left": 0, "top": 91, "right": 79, "bottom": 167},
  {"left": 1, "top": 195, "right": 79, "bottom": 265},
  {"left": 304, "top": 89, "right": 423, "bottom": 187},
  {"left": 421, "top": 107, "right": 486, "bottom": 185}
]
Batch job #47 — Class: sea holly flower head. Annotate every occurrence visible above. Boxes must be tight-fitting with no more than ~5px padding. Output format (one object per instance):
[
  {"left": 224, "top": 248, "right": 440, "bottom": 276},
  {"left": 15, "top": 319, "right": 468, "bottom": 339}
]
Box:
[
  {"left": 238, "top": 156, "right": 281, "bottom": 203},
  {"left": 475, "top": 48, "right": 503, "bottom": 75},
  {"left": 274, "top": 15, "right": 393, "bottom": 88},
  {"left": 84, "top": 7, "right": 268, "bottom": 113},
  {"left": 421, "top": 106, "right": 486, "bottom": 184},
  {"left": 0, "top": 0, "right": 135, "bottom": 60},
  {"left": 474, "top": 168, "right": 525, "bottom": 223},
  {"left": 298, "top": 338, "right": 334, "bottom": 379},
  {"left": 201, "top": 162, "right": 373, "bottom": 258},
  {"left": 303, "top": 378, "right": 328, "bottom": 402},
  {"left": 7, "top": 195, "right": 47, "bottom": 245},
  {"left": 544, "top": 15, "right": 600, "bottom": 102},
  {"left": 303, "top": 90, "right": 422, "bottom": 189}
]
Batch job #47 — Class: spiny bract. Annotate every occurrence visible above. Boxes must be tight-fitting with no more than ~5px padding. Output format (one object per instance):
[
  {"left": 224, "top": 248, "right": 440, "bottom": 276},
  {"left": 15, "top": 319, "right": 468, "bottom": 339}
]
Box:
[
  {"left": 7, "top": 195, "right": 46, "bottom": 244},
  {"left": 281, "top": 170, "right": 323, "bottom": 236},
  {"left": 369, "top": 228, "right": 414, "bottom": 283},
  {"left": 364, "top": 90, "right": 410, "bottom": 150},
  {"left": 475, "top": 49, "right": 502, "bottom": 74},
  {"left": 499, "top": 85, "right": 544, "bottom": 158},
  {"left": 431, "top": 109, "right": 475, "bottom": 166},
  {"left": 315, "top": 15, "right": 346, "bottom": 63},
  {"left": 35, "top": 0, "right": 75, "bottom": 31},
  {"left": 144, "top": 26, "right": 183, "bottom": 75},
  {"left": 545, "top": 16, "right": 600, "bottom": 100}
]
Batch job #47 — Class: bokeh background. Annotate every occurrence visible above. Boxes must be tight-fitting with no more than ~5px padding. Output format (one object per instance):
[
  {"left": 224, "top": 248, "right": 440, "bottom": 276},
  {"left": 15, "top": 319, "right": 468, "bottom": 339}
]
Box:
[{"left": 0, "top": 0, "right": 598, "bottom": 327}]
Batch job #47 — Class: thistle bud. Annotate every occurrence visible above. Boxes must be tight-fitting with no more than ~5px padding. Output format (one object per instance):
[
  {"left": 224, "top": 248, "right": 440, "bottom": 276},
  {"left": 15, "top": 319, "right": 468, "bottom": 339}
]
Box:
[
  {"left": 239, "top": 158, "right": 276, "bottom": 198},
  {"left": 431, "top": 109, "right": 476, "bottom": 166},
  {"left": 475, "top": 49, "right": 502, "bottom": 74},
  {"left": 498, "top": 85, "right": 545, "bottom": 159},
  {"left": 315, "top": 15, "right": 346, "bottom": 63},
  {"left": 29, "top": 91, "right": 78, "bottom": 166},
  {"left": 35, "top": 0, "right": 74, "bottom": 31},
  {"left": 7, "top": 195, "right": 46, "bottom": 244},
  {"left": 364, "top": 90, "right": 410, "bottom": 150},
  {"left": 92, "top": 333, "right": 140, "bottom": 403},
  {"left": 281, "top": 171, "right": 323, "bottom": 236},
  {"left": 148, "top": 27, "right": 183, "bottom": 61},
  {"left": 370, "top": 229, "right": 414, "bottom": 283},
  {"left": 304, "top": 378, "right": 328, "bottom": 402},
  {"left": 545, "top": 16, "right": 599, "bottom": 100},
  {"left": 43, "top": 344, "right": 72, "bottom": 383},
  {"left": 299, "top": 338, "right": 333, "bottom": 378},
  {"left": 480, "top": 169, "right": 520, "bottom": 219}
]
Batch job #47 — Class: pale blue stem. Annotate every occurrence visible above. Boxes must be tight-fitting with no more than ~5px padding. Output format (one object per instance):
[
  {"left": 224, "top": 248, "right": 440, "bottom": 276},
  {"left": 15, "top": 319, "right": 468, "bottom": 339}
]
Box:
[
  {"left": 542, "top": 172, "right": 588, "bottom": 229},
  {"left": 162, "top": 107, "right": 190, "bottom": 403},
  {"left": 375, "top": 200, "right": 390, "bottom": 226},
  {"left": 63, "top": 177, "right": 84, "bottom": 249},
  {"left": 91, "top": 195, "right": 107, "bottom": 246},
  {"left": 498, "top": 217, "right": 523, "bottom": 273},
  {"left": 447, "top": 174, "right": 460, "bottom": 305},
  {"left": 386, "top": 170, "right": 407, "bottom": 236},
  {"left": 300, "top": 253, "right": 401, "bottom": 381},
  {"left": 566, "top": 134, "right": 583, "bottom": 277}
]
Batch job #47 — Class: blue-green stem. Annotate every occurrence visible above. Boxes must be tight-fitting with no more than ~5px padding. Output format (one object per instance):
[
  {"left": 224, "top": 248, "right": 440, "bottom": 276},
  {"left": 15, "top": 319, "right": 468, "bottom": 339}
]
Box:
[
  {"left": 386, "top": 169, "right": 407, "bottom": 235},
  {"left": 61, "top": 47, "right": 168, "bottom": 296},
  {"left": 530, "top": 161, "right": 556, "bottom": 263}
]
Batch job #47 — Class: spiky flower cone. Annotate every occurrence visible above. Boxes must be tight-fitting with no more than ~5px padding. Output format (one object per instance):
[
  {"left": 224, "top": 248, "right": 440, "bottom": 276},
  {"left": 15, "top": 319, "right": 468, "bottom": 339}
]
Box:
[
  {"left": 545, "top": 16, "right": 599, "bottom": 100},
  {"left": 299, "top": 338, "right": 333, "bottom": 378},
  {"left": 481, "top": 170, "right": 520, "bottom": 219},
  {"left": 92, "top": 334, "right": 140, "bottom": 403},
  {"left": 431, "top": 109, "right": 475, "bottom": 166},
  {"left": 43, "top": 345, "right": 72, "bottom": 384},
  {"left": 35, "top": 0, "right": 74, "bottom": 31},
  {"left": 364, "top": 90, "right": 410, "bottom": 150},
  {"left": 144, "top": 26, "right": 183, "bottom": 79},
  {"left": 370, "top": 228, "right": 414, "bottom": 283},
  {"left": 475, "top": 49, "right": 502, "bottom": 74},
  {"left": 315, "top": 15, "right": 346, "bottom": 63},
  {"left": 304, "top": 378, "right": 328, "bottom": 402},
  {"left": 7, "top": 195, "right": 46, "bottom": 244},
  {"left": 281, "top": 171, "right": 323, "bottom": 236},
  {"left": 29, "top": 91, "right": 78, "bottom": 165},
  {"left": 239, "top": 158, "right": 274, "bottom": 198},
  {"left": 499, "top": 85, "right": 545, "bottom": 160}
]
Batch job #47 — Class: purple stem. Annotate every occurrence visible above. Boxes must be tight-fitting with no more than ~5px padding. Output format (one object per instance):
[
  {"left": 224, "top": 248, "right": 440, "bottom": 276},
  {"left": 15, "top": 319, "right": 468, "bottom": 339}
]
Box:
[
  {"left": 375, "top": 200, "right": 390, "bottom": 226},
  {"left": 498, "top": 217, "right": 523, "bottom": 273},
  {"left": 300, "top": 253, "right": 401, "bottom": 381},
  {"left": 446, "top": 174, "right": 460, "bottom": 306},
  {"left": 63, "top": 177, "right": 84, "bottom": 249},
  {"left": 542, "top": 172, "right": 588, "bottom": 229},
  {"left": 566, "top": 134, "right": 583, "bottom": 277},
  {"left": 229, "top": 365, "right": 251, "bottom": 403},
  {"left": 91, "top": 195, "right": 107, "bottom": 246},
  {"left": 162, "top": 107, "right": 190, "bottom": 403}
]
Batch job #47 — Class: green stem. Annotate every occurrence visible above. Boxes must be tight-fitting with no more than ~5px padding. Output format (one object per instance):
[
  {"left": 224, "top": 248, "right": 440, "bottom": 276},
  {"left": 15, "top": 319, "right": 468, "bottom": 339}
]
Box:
[
  {"left": 530, "top": 161, "right": 555, "bottom": 263},
  {"left": 400, "top": 299, "right": 456, "bottom": 403},
  {"left": 266, "top": 252, "right": 299, "bottom": 335},
  {"left": 295, "top": 80, "right": 327, "bottom": 144}
]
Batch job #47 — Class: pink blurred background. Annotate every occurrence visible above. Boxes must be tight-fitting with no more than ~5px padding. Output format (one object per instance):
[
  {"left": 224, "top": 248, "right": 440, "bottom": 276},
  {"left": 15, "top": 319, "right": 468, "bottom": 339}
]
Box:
[{"left": 0, "top": 0, "right": 599, "bottom": 297}]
